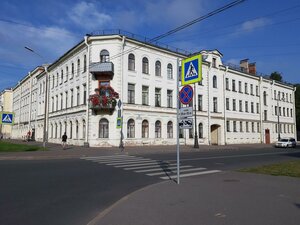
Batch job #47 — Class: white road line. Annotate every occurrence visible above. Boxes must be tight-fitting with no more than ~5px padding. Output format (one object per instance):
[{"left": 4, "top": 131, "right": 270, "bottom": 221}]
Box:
[
  {"left": 124, "top": 163, "right": 177, "bottom": 170},
  {"left": 147, "top": 167, "right": 206, "bottom": 176},
  {"left": 93, "top": 158, "right": 150, "bottom": 164},
  {"left": 115, "top": 162, "right": 165, "bottom": 168},
  {"left": 106, "top": 159, "right": 154, "bottom": 166},
  {"left": 82, "top": 155, "right": 131, "bottom": 159},
  {"left": 160, "top": 170, "right": 221, "bottom": 180},
  {"left": 135, "top": 165, "right": 192, "bottom": 173}
]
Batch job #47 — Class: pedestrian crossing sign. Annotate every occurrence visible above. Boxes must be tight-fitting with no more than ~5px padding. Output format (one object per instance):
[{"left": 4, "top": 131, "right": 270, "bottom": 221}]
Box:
[
  {"left": 0, "top": 112, "right": 14, "bottom": 125},
  {"left": 181, "top": 54, "right": 202, "bottom": 86}
]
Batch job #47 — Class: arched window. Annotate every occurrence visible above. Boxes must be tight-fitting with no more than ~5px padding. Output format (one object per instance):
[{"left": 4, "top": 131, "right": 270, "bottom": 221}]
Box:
[
  {"left": 167, "top": 121, "right": 173, "bottom": 138},
  {"left": 155, "top": 60, "right": 161, "bottom": 76},
  {"left": 50, "top": 124, "right": 53, "bottom": 138},
  {"left": 75, "top": 120, "right": 79, "bottom": 139},
  {"left": 199, "top": 123, "right": 203, "bottom": 138},
  {"left": 167, "top": 63, "right": 173, "bottom": 79},
  {"left": 70, "top": 121, "right": 73, "bottom": 139},
  {"left": 142, "top": 57, "right": 149, "bottom": 74},
  {"left": 127, "top": 119, "right": 135, "bottom": 138},
  {"left": 59, "top": 122, "right": 62, "bottom": 138},
  {"left": 82, "top": 120, "right": 86, "bottom": 139},
  {"left": 100, "top": 50, "right": 109, "bottom": 63},
  {"left": 155, "top": 121, "right": 161, "bottom": 138},
  {"left": 128, "top": 53, "right": 135, "bottom": 71},
  {"left": 142, "top": 120, "right": 149, "bottom": 138},
  {"left": 77, "top": 59, "right": 80, "bottom": 76},
  {"left": 213, "top": 75, "right": 217, "bottom": 88},
  {"left": 99, "top": 118, "right": 109, "bottom": 138},
  {"left": 55, "top": 123, "right": 57, "bottom": 138},
  {"left": 64, "top": 121, "right": 67, "bottom": 133},
  {"left": 263, "top": 91, "right": 267, "bottom": 105}
]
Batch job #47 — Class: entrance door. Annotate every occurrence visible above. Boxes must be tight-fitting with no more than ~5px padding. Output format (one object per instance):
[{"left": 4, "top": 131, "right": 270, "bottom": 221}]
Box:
[
  {"left": 211, "top": 125, "right": 220, "bottom": 145},
  {"left": 265, "top": 129, "right": 270, "bottom": 144}
]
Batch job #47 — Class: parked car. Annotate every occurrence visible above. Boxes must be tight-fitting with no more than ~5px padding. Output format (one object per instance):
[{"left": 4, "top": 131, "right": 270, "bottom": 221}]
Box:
[{"left": 275, "top": 138, "right": 297, "bottom": 148}]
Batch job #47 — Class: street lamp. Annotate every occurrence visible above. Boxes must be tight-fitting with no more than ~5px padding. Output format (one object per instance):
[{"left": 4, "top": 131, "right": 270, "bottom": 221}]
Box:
[{"left": 24, "top": 47, "right": 49, "bottom": 148}]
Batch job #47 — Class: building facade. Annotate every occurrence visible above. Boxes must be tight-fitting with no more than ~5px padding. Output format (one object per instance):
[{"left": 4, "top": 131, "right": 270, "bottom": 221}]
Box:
[
  {"left": 0, "top": 89, "right": 13, "bottom": 138},
  {"left": 9, "top": 31, "right": 297, "bottom": 147}
]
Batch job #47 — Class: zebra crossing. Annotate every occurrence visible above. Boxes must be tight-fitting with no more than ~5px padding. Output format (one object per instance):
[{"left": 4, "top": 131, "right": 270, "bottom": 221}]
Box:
[{"left": 81, "top": 155, "right": 221, "bottom": 180}]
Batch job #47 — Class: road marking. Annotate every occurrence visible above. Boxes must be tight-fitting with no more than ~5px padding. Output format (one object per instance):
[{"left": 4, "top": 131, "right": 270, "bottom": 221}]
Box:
[
  {"left": 115, "top": 162, "right": 167, "bottom": 168},
  {"left": 135, "top": 165, "right": 192, "bottom": 173},
  {"left": 124, "top": 163, "right": 177, "bottom": 170},
  {"left": 95, "top": 158, "right": 151, "bottom": 164},
  {"left": 147, "top": 167, "right": 206, "bottom": 176},
  {"left": 106, "top": 159, "right": 155, "bottom": 166},
  {"left": 82, "top": 155, "right": 131, "bottom": 159},
  {"left": 160, "top": 170, "right": 221, "bottom": 180}
]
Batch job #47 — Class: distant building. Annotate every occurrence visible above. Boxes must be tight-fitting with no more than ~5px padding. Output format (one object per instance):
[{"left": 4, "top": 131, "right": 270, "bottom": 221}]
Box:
[
  {"left": 0, "top": 88, "right": 13, "bottom": 138},
  {"left": 9, "top": 30, "right": 297, "bottom": 146}
]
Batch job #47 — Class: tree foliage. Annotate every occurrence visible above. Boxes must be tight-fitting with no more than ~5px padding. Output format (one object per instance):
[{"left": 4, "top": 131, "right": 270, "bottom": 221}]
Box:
[{"left": 270, "top": 71, "right": 283, "bottom": 82}]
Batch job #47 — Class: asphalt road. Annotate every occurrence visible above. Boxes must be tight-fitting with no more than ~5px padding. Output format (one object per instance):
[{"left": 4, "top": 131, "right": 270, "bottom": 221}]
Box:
[{"left": 0, "top": 146, "right": 299, "bottom": 225}]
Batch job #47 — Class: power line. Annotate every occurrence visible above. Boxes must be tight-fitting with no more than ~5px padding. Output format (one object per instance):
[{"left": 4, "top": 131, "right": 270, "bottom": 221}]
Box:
[{"left": 109, "top": 0, "right": 246, "bottom": 61}]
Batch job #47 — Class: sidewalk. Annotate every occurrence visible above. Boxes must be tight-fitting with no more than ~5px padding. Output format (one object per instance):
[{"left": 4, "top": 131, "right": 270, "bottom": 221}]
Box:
[
  {"left": 0, "top": 139, "right": 274, "bottom": 160},
  {"left": 90, "top": 171, "right": 300, "bottom": 225}
]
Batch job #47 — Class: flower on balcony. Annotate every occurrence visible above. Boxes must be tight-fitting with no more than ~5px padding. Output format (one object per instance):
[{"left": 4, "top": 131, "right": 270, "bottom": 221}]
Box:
[{"left": 89, "top": 86, "right": 119, "bottom": 109}]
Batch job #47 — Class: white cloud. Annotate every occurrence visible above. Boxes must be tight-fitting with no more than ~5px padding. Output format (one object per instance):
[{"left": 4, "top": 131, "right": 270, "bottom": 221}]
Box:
[
  {"left": 67, "top": 1, "right": 112, "bottom": 30},
  {"left": 237, "top": 18, "right": 271, "bottom": 34}
]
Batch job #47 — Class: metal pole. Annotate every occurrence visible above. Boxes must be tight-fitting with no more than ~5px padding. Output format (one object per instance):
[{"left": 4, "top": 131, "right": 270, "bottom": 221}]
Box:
[
  {"left": 277, "top": 96, "right": 280, "bottom": 141},
  {"left": 193, "top": 83, "right": 199, "bottom": 148},
  {"left": 176, "top": 59, "right": 180, "bottom": 184}
]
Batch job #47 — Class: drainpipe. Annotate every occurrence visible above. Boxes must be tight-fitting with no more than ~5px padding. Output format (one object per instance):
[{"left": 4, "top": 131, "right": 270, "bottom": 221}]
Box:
[
  {"left": 223, "top": 66, "right": 228, "bottom": 145},
  {"left": 119, "top": 36, "right": 126, "bottom": 149},
  {"left": 84, "top": 35, "right": 90, "bottom": 147}
]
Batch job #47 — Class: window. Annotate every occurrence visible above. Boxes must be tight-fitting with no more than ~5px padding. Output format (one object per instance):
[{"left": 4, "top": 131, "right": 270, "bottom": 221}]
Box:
[
  {"left": 251, "top": 102, "right": 254, "bottom": 113},
  {"left": 226, "top": 121, "right": 230, "bottom": 132},
  {"left": 99, "top": 118, "right": 109, "bottom": 138},
  {"left": 52, "top": 75, "right": 54, "bottom": 88},
  {"left": 75, "top": 120, "right": 79, "bottom": 139},
  {"left": 257, "top": 122, "right": 260, "bottom": 133},
  {"left": 167, "top": 90, "right": 173, "bottom": 108},
  {"left": 256, "top": 86, "right": 259, "bottom": 96},
  {"left": 283, "top": 107, "right": 286, "bottom": 117},
  {"left": 127, "top": 119, "right": 135, "bottom": 138},
  {"left": 279, "top": 107, "right": 282, "bottom": 116},
  {"left": 213, "top": 97, "right": 218, "bottom": 112},
  {"left": 70, "top": 89, "right": 73, "bottom": 107},
  {"left": 83, "top": 55, "right": 87, "bottom": 72},
  {"left": 257, "top": 103, "right": 260, "bottom": 114},
  {"left": 226, "top": 98, "right": 230, "bottom": 110},
  {"left": 83, "top": 84, "right": 87, "bottom": 105},
  {"left": 71, "top": 63, "right": 74, "bottom": 78},
  {"left": 167, "top": 64, "right": 173, "bottom": 79},
  {"left": 199, "top": 123, "right": 203, "bottom": 138},
  {"left": 70, "top": 121, "right": 73, "bottom": 139},
  {"left": 213, "top": 76, "right": 217, "bottom": 88},
  {"left": 233, "top": 121, "right": 237, "bottom": 132},
  {"left": 212, "top": 58, "right": 216, "bottom": 68},
  {"left": 233, "top": 99, "right": 236, "bottom": 111},
  {"left": 232, "top": 80, "right": 236, "bottom": 91},
  {"left": 82, "top": 120, "right": 86, "bottom": 139},
  {"left": 245, "top": 101, "right": 249, "bottom": 112},
  {"left": 245, "top": 83, "right": 248, "bottom": 94},
  {"left": 142, "top": 86, "right": 149, "bottom": 105},
  {"left": 77, "top": 59, "right": 80, "bottom": 76},
  {"left": 155, "top": 121, "right": 161, "bottom": 138},
  {"left": 100, "top": 50, "right": 109, "bottom": 62},
  {"left": 275, "top": 106, "right": 278, "bottom": 115},
  {"left": 263, "top": 91, "right": 267, "bottom": 105},
  {"left": 142, "top": 57, "right": 149, "bottom": 74},
  {"left": 225, "top": 78, "right": 229, "bottom": 90},
  {"left": 55, "top": 95, "right": 58, "bottom": 111},
  {"left": 239, "top": 100, "right": 243, "bottom": 112},
  {"left": 291, "top": 109, "right": 293, "bottom": 117},
  {"left": 238, "top": 81, "right": 242, "bottom": 93},
  {"left": 274, "top": 90, "right": 277, "bottom": 99},
  {"left": 65, "top": 91, "right": 68, "bottom": 108},
  {"left": 240, "top": 121, "right": 243, "bottom": 132},
  {"left": 264, "top": 110, "right": 267, "bottom": 121},
  {"left": 198, "top": 95, "right": 203, "bottom": 111},
  {"left": 66, "top": 66, "right": 69, "bottom": 81},
  {"left": 189, "top": 128, "right": 193, "bottom": 138},
  {"left": 155, "top": 61, "right": 161, "bottom": 76},
  {"left": 142, "top": 120, "right": 149, "bottom": 138},
  {"left": 155, "top": 88, "right": 161, "bottom": 107},
  {"left": 128, "top": 54, "right": 135, "bottom": 71},
  {"left": 246, "top": 122, "right": 249, "bottom": 132},
  {"left": 127, "top": 84, "right": 135, "bottom": 104},
  {"left": 250, "top": 84, "right": 253, "bottom": 95},
  {"left": 60, "top": 93, "right": 63, "bottom": 110},
  {"left": 287, "top": 108, "right": 289, "bottom": 117},
  {"left": 76, "top": 87, "right": 80, "bottom": 106},
  {"left": 60, "top": 70, "right": 63, "bottom": 84},
  {"left": 167, "top": 121, "right": 173, "bottom": 138},
  {"left": 286, "top": 93, "right": 288, "bottom": 102},
  {"left": 56, "top": 73, "right": 59, "bottom": 86}
]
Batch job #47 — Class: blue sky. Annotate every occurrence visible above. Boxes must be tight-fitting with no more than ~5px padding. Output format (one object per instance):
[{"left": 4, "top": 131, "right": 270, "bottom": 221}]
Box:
[{"left": 0, "top": 0, "right": 300, "bottom": 91}]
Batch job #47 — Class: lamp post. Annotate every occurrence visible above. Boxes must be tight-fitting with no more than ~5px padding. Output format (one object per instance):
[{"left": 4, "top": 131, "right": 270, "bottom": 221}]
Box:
[{"left": 24, "top": 47, "right": 49, "bottom": 148}]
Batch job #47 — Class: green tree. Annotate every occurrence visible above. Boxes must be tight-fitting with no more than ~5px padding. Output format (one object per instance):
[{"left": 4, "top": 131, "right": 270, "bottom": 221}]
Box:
[{"left": 270, "top": 71, "right": 283, "bottom": 82}]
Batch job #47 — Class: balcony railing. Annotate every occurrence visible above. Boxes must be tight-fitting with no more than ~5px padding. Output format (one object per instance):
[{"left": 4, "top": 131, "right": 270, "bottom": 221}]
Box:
[
  {"left": 90, "top": 62, "right": 114, "bottom": 80},
  {"left": 88, "top": 94, "right": 118, "bottom": 114}
]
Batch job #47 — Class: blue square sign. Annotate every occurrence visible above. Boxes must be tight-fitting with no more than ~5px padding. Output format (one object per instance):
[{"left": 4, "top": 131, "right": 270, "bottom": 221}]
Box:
[
  {"left": 1, "top": 112, "right": 14, "bottom": 125},
  {"left": 181, "top": 54, "right": 202, "bottom": 85}
]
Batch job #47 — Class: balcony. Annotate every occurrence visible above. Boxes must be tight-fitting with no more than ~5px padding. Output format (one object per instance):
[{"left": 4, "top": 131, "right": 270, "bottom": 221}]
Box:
[
  {"left": 88, "top": 89, "right": 119, "bottom": 115},
  {"left": 90, "top": 62, "right": 114, "bottom": 80}
]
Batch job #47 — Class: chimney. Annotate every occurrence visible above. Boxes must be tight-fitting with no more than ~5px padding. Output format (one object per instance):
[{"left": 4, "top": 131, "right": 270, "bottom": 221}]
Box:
[
  {"left": 248, "top": 62, "right": 256, "bottom": 75},
  {"left": 240, "top": 59, "right": 249, "bottom": 73}
]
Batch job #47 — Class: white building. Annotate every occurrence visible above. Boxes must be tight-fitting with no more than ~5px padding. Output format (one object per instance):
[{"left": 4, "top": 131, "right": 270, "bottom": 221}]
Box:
[
  {"left": 0, "top": 88, "right": 13, "bottom": 138},
  {"left": 10, "top": 31, "right": 297, "bottom": 147}
]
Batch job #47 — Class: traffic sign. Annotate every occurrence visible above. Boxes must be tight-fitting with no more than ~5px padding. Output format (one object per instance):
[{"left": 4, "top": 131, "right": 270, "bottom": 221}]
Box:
[
  {"left": 0, "top": 112, "right": 14, "bottom": 125},
  {"left": 117, "top": 100, "right": 122, "bottom": 108},
  {"left": 116, "top": 117, "right": 122, "bottom": 128},
  {"left": 181, "top": 54, "right": 202, "bottom": 85},
  {"left": 179, "top": 107, "right": 193, "bottom": 118},
  {"left": 179, "top": 118, "right": 193, "bottom": 129},
  {"left": 179, "top": 85, "right": 193, "bottom": 105}
]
